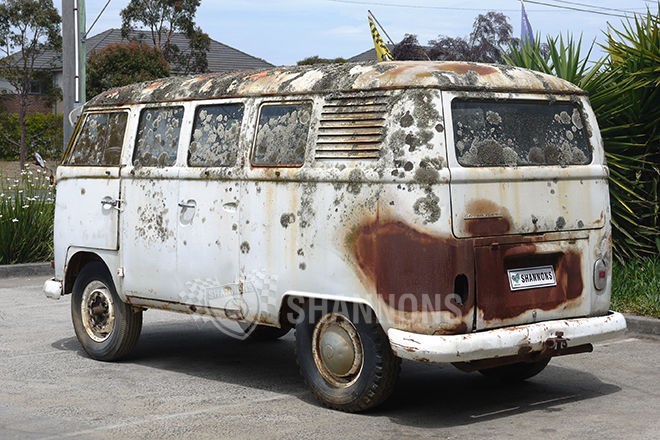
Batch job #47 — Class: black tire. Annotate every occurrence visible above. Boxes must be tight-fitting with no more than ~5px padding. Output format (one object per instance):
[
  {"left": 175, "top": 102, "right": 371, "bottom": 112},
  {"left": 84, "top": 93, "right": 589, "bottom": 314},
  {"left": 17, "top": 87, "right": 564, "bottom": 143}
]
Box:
[
  {"left": 240, "top": 323, "right": 290, "bottom": 341},
  {"left": 71, "top": 261, "right": 142, "bottom": 361},
  {"left": 479, "top": 358, "right": 550, "bottom": 382},
  {"left": 295, "top": 300, "right": 401, "bottom": 412}
]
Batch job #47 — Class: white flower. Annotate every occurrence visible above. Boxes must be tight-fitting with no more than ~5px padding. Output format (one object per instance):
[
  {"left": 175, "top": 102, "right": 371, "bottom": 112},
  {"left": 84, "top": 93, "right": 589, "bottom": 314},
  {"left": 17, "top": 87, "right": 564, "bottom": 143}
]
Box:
[
  {"left": 11, "top": 218, "right": 18, "bottom": 223},
  {"left": 22, "top": 204, "right": 29, "bottom": 209}
]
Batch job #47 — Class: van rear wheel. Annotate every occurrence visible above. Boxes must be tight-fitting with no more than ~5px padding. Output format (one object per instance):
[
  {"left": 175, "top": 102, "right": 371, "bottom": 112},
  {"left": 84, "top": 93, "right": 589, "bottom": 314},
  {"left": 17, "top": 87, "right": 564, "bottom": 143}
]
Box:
[
  {"left": 295, "top": 300, "right": 400, "bottom": 412},
  {"left": 71, "top": 262, "right": 142, "bottom": 361},
  {"left": 478, "top": 358, "right": 550, "bottom": 382}
]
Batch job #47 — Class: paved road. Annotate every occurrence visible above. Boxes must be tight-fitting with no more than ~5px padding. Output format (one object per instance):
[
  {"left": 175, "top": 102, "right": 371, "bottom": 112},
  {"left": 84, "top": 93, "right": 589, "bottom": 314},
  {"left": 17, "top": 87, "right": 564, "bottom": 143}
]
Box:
[{"left": 1, "top": 275, "right": 658, "bottom": 440}]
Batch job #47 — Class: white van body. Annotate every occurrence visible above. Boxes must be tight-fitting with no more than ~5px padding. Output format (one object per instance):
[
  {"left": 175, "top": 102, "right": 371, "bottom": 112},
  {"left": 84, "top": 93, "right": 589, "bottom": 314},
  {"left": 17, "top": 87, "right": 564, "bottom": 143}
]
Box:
[{"left": 45, "top": 61, "right": 626, "bottom": 411}]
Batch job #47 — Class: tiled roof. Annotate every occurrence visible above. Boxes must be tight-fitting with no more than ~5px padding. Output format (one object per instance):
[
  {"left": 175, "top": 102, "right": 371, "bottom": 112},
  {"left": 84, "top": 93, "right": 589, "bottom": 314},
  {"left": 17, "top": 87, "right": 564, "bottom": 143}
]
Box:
[
  {"left": 6, "top": 28, "right": 273, "bottom": 73},
  {"left": 348, "top": 48, "right": 378, "bottom": 62}
]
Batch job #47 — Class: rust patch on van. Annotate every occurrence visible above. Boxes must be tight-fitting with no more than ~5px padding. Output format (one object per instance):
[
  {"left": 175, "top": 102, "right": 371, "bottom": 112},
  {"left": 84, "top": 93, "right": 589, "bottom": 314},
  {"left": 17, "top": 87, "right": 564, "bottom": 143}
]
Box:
[
  {"left": 475, "top": 246, "right": 584, "bottom": 321},
  {"left": 437, "top": 63, "right": 498, "bottom": 76},
  {"left": 463, "top": 199, "right": 512, "bottom": 236},
  {"left": 349, "top": 218, "right": 586, "bottom": 334},
  {"left": 352, "top": 221, "right": 474, "bottom": 315}
]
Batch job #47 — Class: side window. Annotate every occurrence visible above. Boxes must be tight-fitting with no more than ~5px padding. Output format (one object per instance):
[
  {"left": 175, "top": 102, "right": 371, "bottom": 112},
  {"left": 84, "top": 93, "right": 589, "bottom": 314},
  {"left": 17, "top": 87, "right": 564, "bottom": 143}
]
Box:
[
  {"left": 133, "top": 106, "right": 184, "bottom": 167},
  {"left": 189, "top": 104, "right": 244, "bottom": 167},
  {"left": 252, "top": 103, "right": 312, "bottom": 167},
  {"left": 66, "top": 112, "right": 127, "bottom": 166}
]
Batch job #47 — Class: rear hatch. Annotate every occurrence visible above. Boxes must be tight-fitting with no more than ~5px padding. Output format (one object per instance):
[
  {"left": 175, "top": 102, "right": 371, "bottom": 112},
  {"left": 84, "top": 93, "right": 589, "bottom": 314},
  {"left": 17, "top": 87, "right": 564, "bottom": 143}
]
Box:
[{"left": 443, "top": 93, "right": 608, "bottom": 330}]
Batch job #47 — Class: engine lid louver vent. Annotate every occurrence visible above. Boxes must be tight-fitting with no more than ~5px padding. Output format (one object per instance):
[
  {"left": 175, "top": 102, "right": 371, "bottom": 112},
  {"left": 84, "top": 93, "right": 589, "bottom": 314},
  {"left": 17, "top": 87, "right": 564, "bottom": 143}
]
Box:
[{"left": 315, "top": 92, "right": 389, "bottom": 160}]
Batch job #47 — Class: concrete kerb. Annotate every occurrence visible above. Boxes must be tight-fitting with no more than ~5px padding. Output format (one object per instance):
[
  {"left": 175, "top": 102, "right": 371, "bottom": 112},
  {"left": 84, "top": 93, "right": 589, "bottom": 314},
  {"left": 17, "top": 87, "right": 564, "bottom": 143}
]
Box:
[
  {"left": 0, "top": 262, "right": 53, "bottom": 279},
  {"left": 624, "top": 314, "right": 660, "bottom": 336},
  {"left": 1, "top": 263, "right": 658, "bottom": 337}
]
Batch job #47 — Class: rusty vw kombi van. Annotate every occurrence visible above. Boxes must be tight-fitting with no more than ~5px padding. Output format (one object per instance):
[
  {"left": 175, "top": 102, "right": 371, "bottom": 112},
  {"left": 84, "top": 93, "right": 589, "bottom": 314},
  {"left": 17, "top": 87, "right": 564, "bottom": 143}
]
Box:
[{"left": 44, "top": 61, "right": 626, "bottom": 412}]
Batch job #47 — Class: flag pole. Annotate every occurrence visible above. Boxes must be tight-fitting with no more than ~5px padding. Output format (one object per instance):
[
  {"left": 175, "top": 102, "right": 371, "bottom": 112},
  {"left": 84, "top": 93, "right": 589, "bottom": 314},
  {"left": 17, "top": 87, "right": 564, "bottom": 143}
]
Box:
[{"left": 368, "top": 10, "right": 395, "bottom": 47}]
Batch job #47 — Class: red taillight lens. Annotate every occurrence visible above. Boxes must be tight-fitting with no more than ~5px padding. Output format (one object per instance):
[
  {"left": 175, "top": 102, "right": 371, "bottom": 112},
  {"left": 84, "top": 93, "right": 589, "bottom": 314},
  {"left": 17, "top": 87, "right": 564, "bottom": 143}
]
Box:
[{"left": 594, "top": 259, "right": 608, "bottom": 291}]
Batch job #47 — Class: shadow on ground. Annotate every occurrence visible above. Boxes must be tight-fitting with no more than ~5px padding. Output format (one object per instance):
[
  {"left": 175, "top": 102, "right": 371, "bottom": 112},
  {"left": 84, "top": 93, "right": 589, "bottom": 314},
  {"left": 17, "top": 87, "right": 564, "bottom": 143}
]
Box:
[{"left": 51, "top": 318, "right": 621, "bottom": 427}]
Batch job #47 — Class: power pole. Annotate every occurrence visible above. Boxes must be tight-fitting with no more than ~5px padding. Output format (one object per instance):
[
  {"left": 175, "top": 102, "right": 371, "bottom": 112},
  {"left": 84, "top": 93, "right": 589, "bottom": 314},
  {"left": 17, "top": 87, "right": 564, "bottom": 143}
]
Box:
[{"left": 62, "top": 0, "right": 86, "bottom": 150}]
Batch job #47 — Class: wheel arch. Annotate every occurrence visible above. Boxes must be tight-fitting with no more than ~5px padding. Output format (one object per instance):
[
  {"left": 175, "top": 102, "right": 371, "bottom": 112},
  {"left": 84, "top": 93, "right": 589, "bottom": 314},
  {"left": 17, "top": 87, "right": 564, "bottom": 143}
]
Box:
[
  {"left": 64, "top": 249, "right": 119, "bottom": 296},
  {"left": 278, "top": 292, "right": 382, "bottom": 331}
]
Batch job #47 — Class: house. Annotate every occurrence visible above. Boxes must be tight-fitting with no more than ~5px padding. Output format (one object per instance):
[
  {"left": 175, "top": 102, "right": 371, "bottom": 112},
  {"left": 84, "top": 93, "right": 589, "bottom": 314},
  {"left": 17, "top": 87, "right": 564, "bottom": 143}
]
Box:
[
  {"left": 0, "top": 29, "right": 273, "bottom": 115},
  {"left": 348, "top": 48, "right": 380, "bottom": 62}
]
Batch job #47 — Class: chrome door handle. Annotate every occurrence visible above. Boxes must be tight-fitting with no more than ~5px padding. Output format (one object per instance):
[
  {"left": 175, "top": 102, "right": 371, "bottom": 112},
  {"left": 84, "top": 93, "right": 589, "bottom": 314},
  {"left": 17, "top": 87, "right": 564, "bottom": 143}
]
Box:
[{"left": 101, "top": 198, "right": 122, "bottom": 211}]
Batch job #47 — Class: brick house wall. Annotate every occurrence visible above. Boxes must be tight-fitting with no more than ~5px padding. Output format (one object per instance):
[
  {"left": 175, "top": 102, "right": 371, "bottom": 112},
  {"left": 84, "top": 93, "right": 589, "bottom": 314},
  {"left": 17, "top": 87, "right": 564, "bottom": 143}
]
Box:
[{"left": 0, "top": 94, "right": 53, "bottom": 115}]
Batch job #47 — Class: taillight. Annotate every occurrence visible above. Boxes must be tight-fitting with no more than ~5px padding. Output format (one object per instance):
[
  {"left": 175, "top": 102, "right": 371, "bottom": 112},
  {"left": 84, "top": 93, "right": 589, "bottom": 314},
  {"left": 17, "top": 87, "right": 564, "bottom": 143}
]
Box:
[{"left": 594, "top": 258, "right": 608, "bottom": 291}]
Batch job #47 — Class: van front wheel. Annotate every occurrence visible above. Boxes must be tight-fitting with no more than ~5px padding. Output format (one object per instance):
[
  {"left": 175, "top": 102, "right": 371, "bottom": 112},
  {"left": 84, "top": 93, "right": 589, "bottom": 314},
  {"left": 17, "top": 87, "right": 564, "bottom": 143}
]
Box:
[
  {"left": 295, "top": 301, "right": 400, "bottom": 412},
  {"left": 71, "top": 262, "right": 142, "bottom": 361}
]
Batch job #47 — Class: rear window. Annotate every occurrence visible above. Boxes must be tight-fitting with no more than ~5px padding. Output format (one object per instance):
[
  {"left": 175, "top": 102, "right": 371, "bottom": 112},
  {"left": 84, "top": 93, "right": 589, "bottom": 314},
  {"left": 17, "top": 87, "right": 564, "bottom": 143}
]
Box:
[
  {"left": 134, "top": 107, "right": 184, "bottom": 167},
  {"left": 452, "top": 100, "right": 592, "bottom": 167},
  {"left": 66, "top": 112, "right": 127, "bottom": 166}
]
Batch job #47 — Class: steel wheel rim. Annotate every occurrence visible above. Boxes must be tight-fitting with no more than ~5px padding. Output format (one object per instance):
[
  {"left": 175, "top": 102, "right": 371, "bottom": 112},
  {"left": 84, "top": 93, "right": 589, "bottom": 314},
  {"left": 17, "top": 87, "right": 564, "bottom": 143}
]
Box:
[
  {"left": 312, "top": 312, "right": 364, "bottom": 387},
  {"left": 80, "top": 281, "right": 116, "bottom": 343}
]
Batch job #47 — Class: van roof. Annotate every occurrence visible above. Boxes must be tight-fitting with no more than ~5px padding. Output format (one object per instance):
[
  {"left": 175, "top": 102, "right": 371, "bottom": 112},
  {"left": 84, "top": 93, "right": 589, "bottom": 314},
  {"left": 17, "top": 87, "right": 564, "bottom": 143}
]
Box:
[{"left": 86, "top": 61, "right": 585, "bottom": 107}]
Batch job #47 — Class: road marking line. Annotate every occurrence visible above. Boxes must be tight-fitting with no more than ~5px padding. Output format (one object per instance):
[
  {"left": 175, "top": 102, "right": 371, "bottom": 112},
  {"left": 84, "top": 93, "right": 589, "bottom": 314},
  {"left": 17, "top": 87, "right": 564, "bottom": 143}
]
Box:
[
  {"left": 529, "top": 395, "right": 576, "bottom": 406},
  {"left": 470, "top": 407, "right": 520, "bottom": 419},
  {"left": 40, "top": 394, "right": 294, "bottom": 439}
]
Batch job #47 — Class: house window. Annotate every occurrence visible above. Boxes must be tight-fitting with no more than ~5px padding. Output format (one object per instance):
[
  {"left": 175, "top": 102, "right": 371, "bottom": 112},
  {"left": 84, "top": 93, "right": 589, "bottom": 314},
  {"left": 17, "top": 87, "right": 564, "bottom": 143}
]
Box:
[
  {"left": 251, "top": 103, "right": 312, "bottom": 167},
  {"left": 66, "top": 112, "right": 127, "bottom": 166},
  {"left": 28, "top": 80, "right": 43, "bottom": 95},
  {"left": 133, "top": 106, "right": 184, "bottom": 167},
  {"left": 188, "top": 104, "right": 244, "bottom": 167}
]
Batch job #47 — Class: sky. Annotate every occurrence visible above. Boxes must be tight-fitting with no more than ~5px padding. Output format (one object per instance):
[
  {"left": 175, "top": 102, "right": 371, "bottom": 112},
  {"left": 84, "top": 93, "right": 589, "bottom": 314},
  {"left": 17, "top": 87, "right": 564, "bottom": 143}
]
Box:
[{"left": 57, "top": 0, "right": 657, "bottom": 66}]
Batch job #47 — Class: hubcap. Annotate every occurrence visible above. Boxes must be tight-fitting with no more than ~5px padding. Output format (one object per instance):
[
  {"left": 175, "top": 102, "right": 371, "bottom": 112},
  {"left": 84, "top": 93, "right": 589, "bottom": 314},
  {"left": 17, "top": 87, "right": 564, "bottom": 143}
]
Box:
[
  {"left": 312, "top": 313, "right": 363, "bottom": 387},
  {"left": 80, "top": 281, "right": 115, "bottom": 342}
]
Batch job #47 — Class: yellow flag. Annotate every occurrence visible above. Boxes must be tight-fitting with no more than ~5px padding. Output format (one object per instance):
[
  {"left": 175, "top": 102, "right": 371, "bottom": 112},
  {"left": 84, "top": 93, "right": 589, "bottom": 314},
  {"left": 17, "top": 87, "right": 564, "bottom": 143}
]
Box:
[{"left": 369, "top": 17, "right": 394, "bottom": 61}]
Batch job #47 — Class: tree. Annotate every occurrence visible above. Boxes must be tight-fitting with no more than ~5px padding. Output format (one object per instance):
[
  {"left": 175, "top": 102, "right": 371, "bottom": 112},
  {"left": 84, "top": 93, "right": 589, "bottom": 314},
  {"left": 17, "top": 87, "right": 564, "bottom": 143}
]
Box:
[
  {"left": 86, "top": 42, "right": 170, "bottom": 98},
  {"left": 468, "top": 11, "right": 514, "bottom": 62},
  {"left": 120, "top": 0, "right": 210, "bottom": 74},
  {"left": 0, "top": 0, "right": 61, "bottom": 169},
  {"left": 427, "top": 36, "right": 472, "bottom": 61},
  {"left": 394, "top": 11, "right": 516, "bottom": 63},
  {"left": 297, "top": 55, "right": 347, "bottom": 65},
  {"left": 392, "top": 34, "right": 428, "bottom": 61}
]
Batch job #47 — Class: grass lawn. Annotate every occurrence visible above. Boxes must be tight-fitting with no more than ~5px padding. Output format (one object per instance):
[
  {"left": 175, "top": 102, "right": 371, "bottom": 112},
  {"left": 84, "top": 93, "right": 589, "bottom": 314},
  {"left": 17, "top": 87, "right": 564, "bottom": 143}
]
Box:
[{"left": 611, "top": 257, "right": 660, "bottom": 318}]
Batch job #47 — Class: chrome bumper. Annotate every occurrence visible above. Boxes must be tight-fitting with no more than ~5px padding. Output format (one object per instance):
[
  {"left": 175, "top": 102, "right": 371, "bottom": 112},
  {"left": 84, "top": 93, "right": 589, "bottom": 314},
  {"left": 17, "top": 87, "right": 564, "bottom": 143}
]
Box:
[
  {"left": 43, "top": 278, "right": 63, "bottom": 300},
  {"left": 388, "top": 312, "right": 627, "bottom": 363}
]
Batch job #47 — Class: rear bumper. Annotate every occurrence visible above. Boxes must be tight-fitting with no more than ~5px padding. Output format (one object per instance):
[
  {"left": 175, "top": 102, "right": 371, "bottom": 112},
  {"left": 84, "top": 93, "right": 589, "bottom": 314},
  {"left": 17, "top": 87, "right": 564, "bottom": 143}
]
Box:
[
  {"left": 43, "top": 278, "right": 63, "bottom": 300},
  {"left": 388, "top": 311, "right": 627, "bottom": 363}
]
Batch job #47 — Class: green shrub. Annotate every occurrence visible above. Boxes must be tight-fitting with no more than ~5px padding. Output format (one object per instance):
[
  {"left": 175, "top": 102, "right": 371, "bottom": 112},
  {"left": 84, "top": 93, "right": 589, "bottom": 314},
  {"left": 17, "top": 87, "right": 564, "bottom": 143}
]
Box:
[
  {"left": 0, "top": 167, "right": 54, "bottom": 264},
  {"left": 0, "top": 112, "right": 63, "bottom": 160}
]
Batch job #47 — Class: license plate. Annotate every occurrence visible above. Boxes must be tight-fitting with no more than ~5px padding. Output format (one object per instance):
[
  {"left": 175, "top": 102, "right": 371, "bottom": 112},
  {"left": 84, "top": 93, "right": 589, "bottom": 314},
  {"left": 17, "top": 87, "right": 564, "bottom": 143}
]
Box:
[{"left": 507, "top": 265, "right": 557, "bottom": 291}]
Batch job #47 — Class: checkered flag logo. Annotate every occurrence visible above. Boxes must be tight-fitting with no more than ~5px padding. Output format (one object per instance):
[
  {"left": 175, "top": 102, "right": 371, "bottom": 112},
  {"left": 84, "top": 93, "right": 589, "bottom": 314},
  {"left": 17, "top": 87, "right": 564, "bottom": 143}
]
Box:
[{"left": 179, "top": 270, "right": 279, "bottom": 340}]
